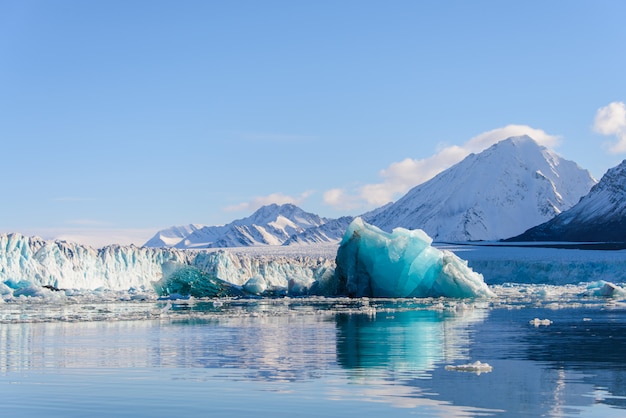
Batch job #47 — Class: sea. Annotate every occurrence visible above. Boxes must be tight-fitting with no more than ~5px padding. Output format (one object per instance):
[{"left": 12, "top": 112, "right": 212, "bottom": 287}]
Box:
[{"left": 2, "top": 288, "right": 626, "bottom": 417}]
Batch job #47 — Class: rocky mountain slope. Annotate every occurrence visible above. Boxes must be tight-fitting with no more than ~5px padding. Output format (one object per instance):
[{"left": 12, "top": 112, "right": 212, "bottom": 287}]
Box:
[{"left": 509, "top": 159, "right": 626, "bottom": 242}]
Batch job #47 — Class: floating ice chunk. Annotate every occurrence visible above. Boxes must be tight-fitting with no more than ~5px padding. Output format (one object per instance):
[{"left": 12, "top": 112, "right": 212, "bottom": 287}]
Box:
[
  {"left": 445, "top": 361, "right": 493, "bottom": 374},
  {"left": 334, "top": 218, "right": 494, "bottom": 298},
  {"left": 529, "top": 318, "right": 552, "bottom": 327},
  {"left": 243, "top": 275, "right": 267, "bottom": 295},
  {"left": 583, "top": 280, "right": 626, "bottom": 298}
]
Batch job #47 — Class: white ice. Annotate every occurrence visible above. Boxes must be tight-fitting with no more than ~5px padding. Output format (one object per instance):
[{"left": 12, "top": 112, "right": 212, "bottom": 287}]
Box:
[
  {"left": 445, "top": 361, "right": 493, "bottom": 374},
  {"left": 2, "top": 231, "right": 626, "bottom": 302}
]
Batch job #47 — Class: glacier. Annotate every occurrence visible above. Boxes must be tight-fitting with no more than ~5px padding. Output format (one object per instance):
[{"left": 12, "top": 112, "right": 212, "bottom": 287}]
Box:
[
  {"left": 2, "top": 231, "right": 626, "bottom": 301},
  {"left": 335, "top": 218, "right": 494, "bottom": 298}
]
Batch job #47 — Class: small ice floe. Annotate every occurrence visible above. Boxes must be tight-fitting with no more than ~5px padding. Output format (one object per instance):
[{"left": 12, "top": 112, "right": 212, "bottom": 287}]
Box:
[
  {"left": 158, "top": 293, "right": 191, "bottom": 301},
  {"left": 530, "top": 318, "right": 552, "bottom": 327},
  {"left": 583, "top": 281, "right": 626, "bottom": 298},
  {"left": 445, "top": 361, "right": 493, "bottom": 375}
]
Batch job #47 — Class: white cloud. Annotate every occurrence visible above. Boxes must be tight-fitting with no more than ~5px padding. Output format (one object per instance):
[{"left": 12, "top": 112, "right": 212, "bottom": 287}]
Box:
[
  {"left": 323, "top": 125, "right": 560, "bottom": 210},
  {"left": 593, "top": 101, "right": 626, "bottom": 154},
  {"left": 323, "top": 188, "right": 362, "bottom": 210},
  {"left": 224, "top": 191, "right": 314, "bottom": 213}
]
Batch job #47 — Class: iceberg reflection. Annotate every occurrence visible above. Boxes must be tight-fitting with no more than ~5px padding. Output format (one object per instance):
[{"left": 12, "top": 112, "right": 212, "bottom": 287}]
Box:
[{"left": 335, "top": 309, "right": 486, "bottom": 377}]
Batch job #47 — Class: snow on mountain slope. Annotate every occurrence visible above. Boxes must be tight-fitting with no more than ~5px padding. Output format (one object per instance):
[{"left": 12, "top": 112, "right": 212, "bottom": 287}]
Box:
[
  {"left": 143, "top": 224, "right": 206, "bottom": 247},
  {"left": 283, "top": 216, "right": 355, "bottom": 245},
  {"left": 510, "top": 159, "right": 626, "bottom": 242},
  {"left": 145, "top": 204, "right": 330, "bottom": 249},
  {"left": 368, "top": 136, "right": 597, "bottom": 241}
]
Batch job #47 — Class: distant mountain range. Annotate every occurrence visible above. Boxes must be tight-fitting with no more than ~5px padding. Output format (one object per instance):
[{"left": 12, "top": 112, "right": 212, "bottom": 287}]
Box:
[
  {"left": 510, "top": 159, "right": 626, "bottom": 242},
  {"left": 145, "top": 136, "right": 602, "bottom": 248},
  {"left": 144, "top": 203, "right": 331, "bottom": 248}
]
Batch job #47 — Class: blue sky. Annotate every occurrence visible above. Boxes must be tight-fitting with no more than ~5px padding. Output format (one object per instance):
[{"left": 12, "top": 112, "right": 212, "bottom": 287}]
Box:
[{"left": 1, "top": 0, "right": 625, "bottom": 247}]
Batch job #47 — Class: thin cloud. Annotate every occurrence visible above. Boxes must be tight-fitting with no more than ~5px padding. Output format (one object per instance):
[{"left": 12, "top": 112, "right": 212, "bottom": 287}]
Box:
[
  {"left": 224, "top": 191, "right": 314, "bottom": 213},
  {"left": 323, "top": 125, "right": 560, "bottom": 210},
  {"left": 594, "top": 101, "right": 626, "bottom": 154}
]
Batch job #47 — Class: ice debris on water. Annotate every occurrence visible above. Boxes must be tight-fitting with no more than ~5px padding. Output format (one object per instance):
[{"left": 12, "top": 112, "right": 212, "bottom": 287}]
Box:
[
  {"left": 445, "top": 361, "right": 493, "bottom": 374},
  {"left": 583, "top": 280, "right": 626, "bottom": 298},
  {"left": 529, "top": 318, "right": 552, "bottom": 327},
  {"left": 334, "top": 218, "right": 494, "bottom": 298}
]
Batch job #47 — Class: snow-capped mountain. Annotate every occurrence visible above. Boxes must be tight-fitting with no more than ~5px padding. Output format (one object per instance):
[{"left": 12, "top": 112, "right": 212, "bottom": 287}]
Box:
[
  {"left": 144, "top": 203, "right": 330, "bottom": 249},
  {"left": 283, "top": 216, "right": 355, "bottom": 245},
  {"left": 368, "top": 136, "right": 597, "bottom": 241},
  {"left": 143, "top": 224, "right": 206, "bottom": 247},
  {"left": 281, "top": 204, "right": 393, "bottom": 245},
  {"left": 510, "top": 159, "right": 626, "bottom": 242}
]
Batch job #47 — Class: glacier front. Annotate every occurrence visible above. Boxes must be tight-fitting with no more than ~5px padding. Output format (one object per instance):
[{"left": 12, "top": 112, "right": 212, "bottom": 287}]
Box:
[
  {"left": 4, "top": 230, "right": 626, "bottom": 301},
  {"left": 335, "top": 218, "right": 494, "bottom": 298}
]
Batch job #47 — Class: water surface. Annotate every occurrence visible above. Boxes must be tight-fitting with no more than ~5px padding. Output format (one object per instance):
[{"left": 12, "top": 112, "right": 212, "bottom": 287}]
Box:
[{"left": 2, "top": 296, "right": 626, "bottom": 417}]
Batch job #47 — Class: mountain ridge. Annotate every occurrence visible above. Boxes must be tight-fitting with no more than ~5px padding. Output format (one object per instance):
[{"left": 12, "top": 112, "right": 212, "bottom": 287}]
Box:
[
  {"left": 509, "top": 159, "right": 626, "bottom": 242},
  {"left": 144, "top": 203, "right": 331, "bottom": 249}
]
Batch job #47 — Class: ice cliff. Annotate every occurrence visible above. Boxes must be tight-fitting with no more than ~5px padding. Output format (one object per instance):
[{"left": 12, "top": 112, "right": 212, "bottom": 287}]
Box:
[
  {"left": 0, "top": 233, "right": 334, "bottom": 297},
  {"left": 4, "top": 230, "right": 624, "bottom": 300}
]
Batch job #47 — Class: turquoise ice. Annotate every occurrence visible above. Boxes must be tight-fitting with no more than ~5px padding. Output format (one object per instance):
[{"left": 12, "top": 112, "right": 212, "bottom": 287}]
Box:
[{"left": 335, "top": 218, "right": 494, "bottom": 298}]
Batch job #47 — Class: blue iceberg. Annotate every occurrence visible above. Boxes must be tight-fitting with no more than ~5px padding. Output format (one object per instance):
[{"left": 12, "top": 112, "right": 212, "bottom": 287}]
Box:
[{"left": 335, "top": 218, "right": 494, "bottom": 298}]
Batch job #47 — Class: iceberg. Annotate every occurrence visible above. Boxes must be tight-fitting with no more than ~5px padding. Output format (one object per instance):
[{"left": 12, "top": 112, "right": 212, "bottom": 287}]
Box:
[
  {"left": 335, "top": 218, "right": 494, "bottom": 298},
  {"left": 583, "top": 280, "right": 626, "bottom": 298}
]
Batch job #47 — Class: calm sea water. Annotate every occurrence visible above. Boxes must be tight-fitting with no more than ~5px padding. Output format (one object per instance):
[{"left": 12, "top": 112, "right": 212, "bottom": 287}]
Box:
[{"left": 2, "top": 297, "right": 626, "bottom": 417}]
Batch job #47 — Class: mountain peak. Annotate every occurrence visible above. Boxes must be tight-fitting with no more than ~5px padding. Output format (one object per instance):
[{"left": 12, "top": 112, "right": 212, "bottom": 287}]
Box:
[
  {"left": 505, "top": 134, "right": 536, "bottom": 144},
  {"left": 367, "top": 137, "right": 596, "bottom": 241}
]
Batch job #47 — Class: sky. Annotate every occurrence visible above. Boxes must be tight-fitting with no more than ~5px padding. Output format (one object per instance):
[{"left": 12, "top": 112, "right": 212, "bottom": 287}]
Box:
[{"left": 1, "top": 0, "right": 626, "bottom": 247}]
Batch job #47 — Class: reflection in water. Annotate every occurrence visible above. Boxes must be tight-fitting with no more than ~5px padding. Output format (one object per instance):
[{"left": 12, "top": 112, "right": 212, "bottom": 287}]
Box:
[
  {"left": 336, "top": 309, "right": 486, "bottom": 377},
  {"left": 1, "top": 302, "right": 626, "bottom": 417},
  {"left": 518, "top": 308, "right": 626, "bottom": 411},
  {"left": 0, "top": 316, "right": 338, "bottom": 383}
]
